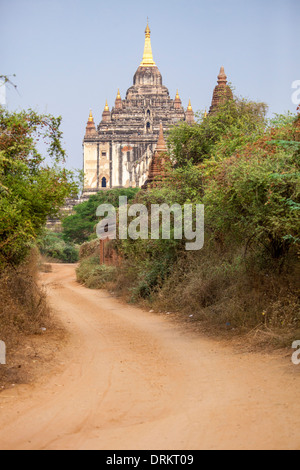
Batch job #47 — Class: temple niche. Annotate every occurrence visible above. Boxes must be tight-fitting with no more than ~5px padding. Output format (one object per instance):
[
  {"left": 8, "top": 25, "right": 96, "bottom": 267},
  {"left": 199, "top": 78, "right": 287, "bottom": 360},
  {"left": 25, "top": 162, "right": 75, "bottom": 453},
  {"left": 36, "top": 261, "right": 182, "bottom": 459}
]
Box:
[{"left": 83, "top": 22, "right": 194, "bottom": 195}]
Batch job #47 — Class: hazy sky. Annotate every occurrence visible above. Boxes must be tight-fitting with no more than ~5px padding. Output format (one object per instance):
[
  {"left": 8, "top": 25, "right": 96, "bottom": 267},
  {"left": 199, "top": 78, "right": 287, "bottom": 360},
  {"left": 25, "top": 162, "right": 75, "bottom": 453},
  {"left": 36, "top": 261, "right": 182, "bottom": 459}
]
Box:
[{"left": 1, "top": 0, "right": 299, "bottom": 170}]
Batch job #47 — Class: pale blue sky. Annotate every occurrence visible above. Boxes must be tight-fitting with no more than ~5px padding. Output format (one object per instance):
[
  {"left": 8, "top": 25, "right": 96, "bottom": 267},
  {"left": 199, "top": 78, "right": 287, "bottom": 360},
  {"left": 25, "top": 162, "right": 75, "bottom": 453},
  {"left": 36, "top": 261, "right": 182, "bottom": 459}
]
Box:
[{"left": 1, "top": 0, "right": 299, "bottom": 170}]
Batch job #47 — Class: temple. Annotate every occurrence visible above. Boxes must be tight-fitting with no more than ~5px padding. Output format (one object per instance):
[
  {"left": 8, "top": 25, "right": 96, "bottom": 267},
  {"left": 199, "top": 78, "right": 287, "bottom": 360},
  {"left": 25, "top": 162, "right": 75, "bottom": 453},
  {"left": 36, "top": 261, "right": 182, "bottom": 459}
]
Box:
[{"left": 83, "top": 22, "right": 194, "bottom": 194}]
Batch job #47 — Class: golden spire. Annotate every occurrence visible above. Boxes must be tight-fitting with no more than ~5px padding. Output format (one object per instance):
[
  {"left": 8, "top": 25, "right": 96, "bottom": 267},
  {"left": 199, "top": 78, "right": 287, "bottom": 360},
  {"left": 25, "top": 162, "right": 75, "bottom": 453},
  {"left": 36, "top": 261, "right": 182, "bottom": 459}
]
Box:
[
  {"left": 86, "top": 109, "right": 97, "bottom": 136},
  {"left": 115, "top": 89, "right": 122, "bottom": 110},
  {"left": 204, "top": 108, "right": 208, "bottom": 119},
  {"left": 174, "top": 90, "right": 182, "bottom": 109},
  {"left": 140, "top": 21, "right": 156, "bottom": 67},
  {"left": 104, "top": 100, "right": 109, "bottom": 112},
  {"left": 186, "top": 99, "right": 195, "bottom": 124}
]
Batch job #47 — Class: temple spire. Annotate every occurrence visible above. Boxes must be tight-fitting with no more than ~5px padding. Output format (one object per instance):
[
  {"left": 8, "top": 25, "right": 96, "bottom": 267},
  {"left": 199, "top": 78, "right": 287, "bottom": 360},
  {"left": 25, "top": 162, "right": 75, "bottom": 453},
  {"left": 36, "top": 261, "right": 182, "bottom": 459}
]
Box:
[
  {"left": 102, "top": 100, "right": 111, "bottom": 122},
  {"left": 174, "top": 89, "right": 182, "bottom": 109},
  {"left": 156, "top": 121, "right": 168, "bottom": 153},
  {"left": 85, "top": 109, "right": 97, "bottom": 137},
  {"left": 142, "top": 122, "right": 168, "bottom": 189},
  {"left": 115, "top": 89, "right": 122, "bottom": 110},
  {"left": 218, "top": 66, "right": 227, "bottom": 84},
  {"left": 88, "top": 109, "right": 94, "bottom": 122},
  {"left": 209, "top": 66, "right": 233, "bottom": 114},
  {"left": 140, "top": 21, "right": 156, "bottom": 67},
  {"left": 186, "top": 99, "right": 194, "bottom": 124}
]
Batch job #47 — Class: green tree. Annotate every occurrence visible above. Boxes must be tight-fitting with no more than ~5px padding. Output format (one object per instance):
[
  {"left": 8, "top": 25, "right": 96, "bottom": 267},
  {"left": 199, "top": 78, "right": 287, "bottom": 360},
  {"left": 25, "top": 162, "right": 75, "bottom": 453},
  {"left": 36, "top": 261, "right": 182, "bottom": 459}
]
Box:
[
  {"left": 203, "top": 124, "right": 300, "bottom": 258},
  {"left": 62, "top": 188, "right": 140, "bottom": 244},
  {"left": 168, "top": 96, "right": 267, "bottom": 167},
  {"left": 0, "top": 107, "right": 80, "bottom": 266}
]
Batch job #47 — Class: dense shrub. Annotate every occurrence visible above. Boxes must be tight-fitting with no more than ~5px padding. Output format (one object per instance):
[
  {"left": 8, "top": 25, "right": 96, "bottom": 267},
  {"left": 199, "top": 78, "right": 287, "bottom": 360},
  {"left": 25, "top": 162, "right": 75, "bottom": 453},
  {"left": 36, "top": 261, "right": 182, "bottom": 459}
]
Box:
[
  {"left": 37, "top": 230, "right": 79, "bottom": 263},
  {"left": 76, "top": 256, "right": 116, "bottom": 289},
  {"left": 204, "top": 137, "right": 300, "bottom": 258},
  {"left": 79, "top": 239, "right": 100, "bottom": 260}
]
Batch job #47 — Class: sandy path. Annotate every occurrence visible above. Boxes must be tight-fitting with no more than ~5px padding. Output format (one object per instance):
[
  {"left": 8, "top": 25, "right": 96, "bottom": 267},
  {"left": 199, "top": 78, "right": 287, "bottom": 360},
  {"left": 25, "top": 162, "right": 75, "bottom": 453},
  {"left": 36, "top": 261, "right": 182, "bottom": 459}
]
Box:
[{"left": 0, "top": 264, "right": 299, "bottom": 450}]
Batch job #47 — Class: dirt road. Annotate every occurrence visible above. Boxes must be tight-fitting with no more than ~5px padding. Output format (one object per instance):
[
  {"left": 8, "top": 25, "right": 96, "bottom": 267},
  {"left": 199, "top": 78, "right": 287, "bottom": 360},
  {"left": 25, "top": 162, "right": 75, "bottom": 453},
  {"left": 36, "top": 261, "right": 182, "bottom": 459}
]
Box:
[{"left": 0, "top": 264, "right": 299, "bottom": 450}]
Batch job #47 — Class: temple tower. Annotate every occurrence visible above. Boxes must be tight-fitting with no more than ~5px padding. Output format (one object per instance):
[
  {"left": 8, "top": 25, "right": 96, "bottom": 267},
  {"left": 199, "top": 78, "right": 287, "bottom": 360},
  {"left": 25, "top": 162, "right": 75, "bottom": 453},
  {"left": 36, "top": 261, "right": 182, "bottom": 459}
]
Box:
[
  {"left": 142, "top": 121, "right": 169, "bottom": 189},
  {"left": 209, "top": 66, "right": 233, "bottom": 114},
  {"left": 83, "top": 23, "right": 193, "bottom": 195}
]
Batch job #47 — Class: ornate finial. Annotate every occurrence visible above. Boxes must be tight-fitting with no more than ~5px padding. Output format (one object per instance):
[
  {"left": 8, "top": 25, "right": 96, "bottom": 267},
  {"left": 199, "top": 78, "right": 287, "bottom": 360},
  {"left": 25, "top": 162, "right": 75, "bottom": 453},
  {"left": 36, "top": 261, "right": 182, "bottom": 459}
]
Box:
[
  {"left": 116, "top": 89, "right": 121, "bottom": 100},
  {"left": 145, "top": 18, "right": 151, "bottom": 38},
  {"left": 88, "top": 109, "right": 94, "bottom": 122},
  {"left": 187, "top": 99, "right": 193, "bottom": 111},
  {"left": 204, "top": 108, "right": 208, "bottom": 119},
  {"left": 175, "top": 89, "right": 180, "bottom": 100},
  {"left": 140, "top": 21, "right": 156, "bottom": 67},
  {"left": 218, "top": 66, "right": 227, "bottom": 84},
  {"left": 104, "top": 100, "right": 109, "bottom": 112}
]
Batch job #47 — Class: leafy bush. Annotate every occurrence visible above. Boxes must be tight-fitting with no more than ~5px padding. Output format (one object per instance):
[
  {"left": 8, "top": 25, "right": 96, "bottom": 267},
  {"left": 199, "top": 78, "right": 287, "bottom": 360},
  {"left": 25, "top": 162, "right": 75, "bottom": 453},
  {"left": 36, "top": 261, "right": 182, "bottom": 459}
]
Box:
[
  {"left": 79, "top": 239, "right": 100, "bottom": 260},
  {"left": 76, "top": 256, "right": 116, "bottom": 289},
  {"left": 37, "top": 230, "right": 79, "bottom": 263},
  {"left": 204, "top": 131, "right": 300, "bottom": 258}
]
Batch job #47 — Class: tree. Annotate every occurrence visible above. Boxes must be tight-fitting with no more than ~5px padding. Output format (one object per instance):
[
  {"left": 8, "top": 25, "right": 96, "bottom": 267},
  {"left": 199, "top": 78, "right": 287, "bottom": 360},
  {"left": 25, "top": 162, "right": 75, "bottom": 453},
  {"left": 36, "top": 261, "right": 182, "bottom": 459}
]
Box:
[
  {"left": 62, "top": 188, "right": 140, "bottom": 244},
  {"left": 203, "top": 122, "right": 300, "bottom": 258},
  {"left": 0, "top": 106, "right": 80, "bottom": 266},
  {"left": 168, "top": 96, "right": 268, "bottom": 167}
]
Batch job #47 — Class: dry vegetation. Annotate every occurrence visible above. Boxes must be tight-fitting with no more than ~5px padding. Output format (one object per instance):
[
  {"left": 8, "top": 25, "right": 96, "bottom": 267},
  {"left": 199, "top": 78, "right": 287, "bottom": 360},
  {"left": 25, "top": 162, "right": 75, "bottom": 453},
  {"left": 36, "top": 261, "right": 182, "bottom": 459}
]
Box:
[
  {"left": 76, "top": 240, "right": 117, "bottom": 289},
  {"left": 0, "top": 250, "right": 57, "bottom": 387},
  {"left": 0, "top": 250, "right": 51, "bottom": 343},
  {"left": 76, "top": 238, "right": 299, "bottom": 349},
  {"left": 150, "top": 243, "right": 300, "bottom": 347}
]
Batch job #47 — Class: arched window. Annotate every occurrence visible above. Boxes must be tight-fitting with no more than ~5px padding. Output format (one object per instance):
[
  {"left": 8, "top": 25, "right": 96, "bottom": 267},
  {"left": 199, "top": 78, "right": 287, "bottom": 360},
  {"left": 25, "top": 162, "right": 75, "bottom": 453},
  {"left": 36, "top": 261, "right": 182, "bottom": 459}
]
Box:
[
  {"left": 101, "top": 177, "right": 107, "bottom": 188},
  {"left": 147, "top": 109, "right": 151, "bottom": 117},
  {"left": 146, "top": 122, "right": 151, "bottom": 133}
]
